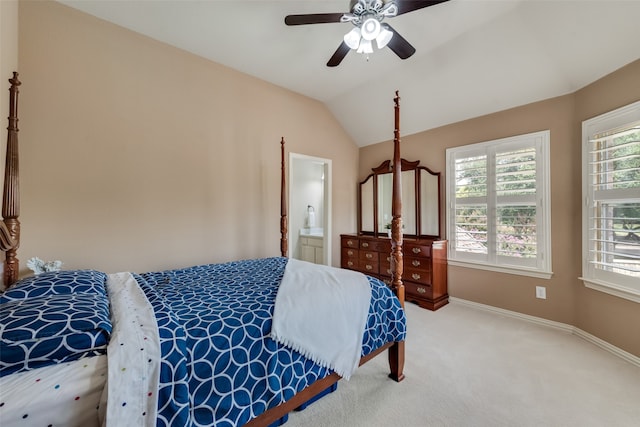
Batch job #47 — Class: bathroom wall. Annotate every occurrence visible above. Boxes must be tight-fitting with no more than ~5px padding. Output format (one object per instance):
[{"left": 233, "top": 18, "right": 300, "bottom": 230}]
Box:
[{"left": 290, "top": 157, "right": 325, "bottom": 259}]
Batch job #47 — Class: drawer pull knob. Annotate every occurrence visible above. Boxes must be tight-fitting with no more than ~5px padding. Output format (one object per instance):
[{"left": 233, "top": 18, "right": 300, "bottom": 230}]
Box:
[
  {"left": 386, "top": 256, "right": 391, "bottom": 262},
  {"left": 387, "top": 269, "right": 392, "bottom": 274},
  {"left": 412, "top": 247, "right": 421, "bottom": 254},
  {"left": 347, "top": 261, "right": 354, "bottom": 267},
  {"left": 366, "top": 253, "right": 373, "bottom": 259},
  {"left": 412, "top": 260, "right": 421, "bottom": 267},
  {"left": 348, "top": 250, "right": 354, "bottom": 256},
  {"left": 365, "top": 264, "right": 373, "bottom": 270},
  {"left": 412, "top": 273, "right": 421, "bottom": 280},
  {"left": 362, "top": 242, "right": 369, "bottom": 248},
  {"left": 347, "top": 240, "right": 354, "bottom": 246},
  {"left": 417, "top": 287, "right": 426, "bottom": 294}
]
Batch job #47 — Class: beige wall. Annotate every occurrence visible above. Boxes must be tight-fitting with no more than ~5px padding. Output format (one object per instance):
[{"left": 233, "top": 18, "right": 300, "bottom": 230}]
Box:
[
  {"left": 16, "top": 0, "right": 358, "bottom": 274},
  {"left": 361, "top": 60, "right": 640, "bottom": 357},
  {"left": 1, "top": 0, "right": 19, "bottom": 167}
]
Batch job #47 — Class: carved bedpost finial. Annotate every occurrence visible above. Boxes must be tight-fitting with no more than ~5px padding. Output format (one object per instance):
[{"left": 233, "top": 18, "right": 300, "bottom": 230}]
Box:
[
  {"left": 391, "top": 90, "right": 404, "bottom": 307},
  {"left": 280, "top": 137, "right": 288, "bottom": 257},
  {"left": 3, "top": 72, "right": 22, "bottom": 287}
]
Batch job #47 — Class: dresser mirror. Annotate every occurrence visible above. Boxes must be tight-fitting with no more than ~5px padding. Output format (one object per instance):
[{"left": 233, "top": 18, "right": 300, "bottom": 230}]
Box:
[{"left": 358, "top": 159, "right": 441, "bottom": 238}]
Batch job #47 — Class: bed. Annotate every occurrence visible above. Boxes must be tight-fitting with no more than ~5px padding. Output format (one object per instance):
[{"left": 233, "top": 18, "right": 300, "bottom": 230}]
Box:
[{"left": 0, "top": 73, "right": 408, "bottom": 427}]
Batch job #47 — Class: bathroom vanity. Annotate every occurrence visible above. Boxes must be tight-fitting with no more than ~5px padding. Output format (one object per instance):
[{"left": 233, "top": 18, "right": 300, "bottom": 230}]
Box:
[{"left": 299, "top": 229, "right": 324, "bottom": 264}]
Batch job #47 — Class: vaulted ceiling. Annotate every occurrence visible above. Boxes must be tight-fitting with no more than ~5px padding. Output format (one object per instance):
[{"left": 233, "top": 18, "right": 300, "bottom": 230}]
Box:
[{"left": 58, "top": 0, "right": 640, "bottom": 146}]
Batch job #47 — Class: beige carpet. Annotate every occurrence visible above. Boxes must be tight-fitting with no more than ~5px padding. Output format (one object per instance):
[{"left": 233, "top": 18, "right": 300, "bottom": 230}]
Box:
[{"left": 285, "top": 301, "right": 640, "bottom": 427}]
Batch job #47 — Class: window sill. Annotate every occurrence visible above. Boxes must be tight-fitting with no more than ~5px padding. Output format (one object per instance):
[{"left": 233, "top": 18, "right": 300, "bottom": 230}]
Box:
[
  {"left": 580, "top": 277, "right": 640, "bottom": 304},
  {"left": 448, "top": 260, "right": 553, "bottom": 279}
]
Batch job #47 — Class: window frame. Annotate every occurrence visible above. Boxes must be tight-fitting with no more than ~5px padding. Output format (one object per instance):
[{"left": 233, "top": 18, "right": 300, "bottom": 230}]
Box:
[
  {"left": 581, "top": 100, "right": 640, "bottom": 303},
  {"left": 446, "top": 130, "right": 552, "bottom": 279}
]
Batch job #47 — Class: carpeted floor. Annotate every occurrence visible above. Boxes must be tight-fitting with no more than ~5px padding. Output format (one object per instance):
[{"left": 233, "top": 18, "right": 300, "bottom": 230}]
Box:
[{"left": 285, "top": 301, "right": 640, "bottom": 427}]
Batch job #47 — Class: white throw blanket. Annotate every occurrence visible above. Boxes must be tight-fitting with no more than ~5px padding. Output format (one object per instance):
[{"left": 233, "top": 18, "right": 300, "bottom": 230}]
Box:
[{"left": 270, "top": 259, "right": 372, "bottom": 380}]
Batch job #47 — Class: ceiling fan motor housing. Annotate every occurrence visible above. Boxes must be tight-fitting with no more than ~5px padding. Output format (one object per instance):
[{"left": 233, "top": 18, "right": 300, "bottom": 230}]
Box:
[{"left": 343, "top": 0, "right": 398, "bottom": 27}]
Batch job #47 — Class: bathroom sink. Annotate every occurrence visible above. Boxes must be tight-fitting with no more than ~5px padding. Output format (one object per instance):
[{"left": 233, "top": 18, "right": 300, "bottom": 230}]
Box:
[{"left": 300, "top": 227, "right": 323, "bottom": 237}]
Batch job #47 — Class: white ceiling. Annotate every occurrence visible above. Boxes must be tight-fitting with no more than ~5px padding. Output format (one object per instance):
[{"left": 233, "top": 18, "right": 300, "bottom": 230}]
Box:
[{"left": 57, "top": 0, "right": 640, "bottom": 147}]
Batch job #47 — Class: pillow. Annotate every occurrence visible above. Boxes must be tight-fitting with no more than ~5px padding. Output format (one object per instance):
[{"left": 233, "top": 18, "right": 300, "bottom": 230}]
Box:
[
  {"left": 0, "top": 292, "right": 112, "bottom": 377},
  {"left": 1, "top": 270, "right": 107, "bottom": 303}
]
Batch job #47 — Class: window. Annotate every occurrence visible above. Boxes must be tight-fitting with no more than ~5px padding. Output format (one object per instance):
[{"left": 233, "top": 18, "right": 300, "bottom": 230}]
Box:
[
  {"left": 446, "top": 131, "right": 551, "bottom": 278},
  {"left": 582, "top": 101, "right": 640, "bottom": 303}
]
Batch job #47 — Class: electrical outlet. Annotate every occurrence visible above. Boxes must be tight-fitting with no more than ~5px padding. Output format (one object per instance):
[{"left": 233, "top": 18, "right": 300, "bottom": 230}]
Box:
[{"left": 536, "top": 286, "right": 546, "bottom": 299}]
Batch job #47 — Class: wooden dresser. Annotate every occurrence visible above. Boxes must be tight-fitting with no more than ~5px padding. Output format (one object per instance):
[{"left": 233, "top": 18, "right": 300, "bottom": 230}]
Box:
[{"left": 340, "top": 234, "right": 448, "bottom": 311}]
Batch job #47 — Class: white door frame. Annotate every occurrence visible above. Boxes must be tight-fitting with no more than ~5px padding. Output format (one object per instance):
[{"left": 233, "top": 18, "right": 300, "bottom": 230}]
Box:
[{"left": 289, "top": 152, "right": 332, "bottom": 266}]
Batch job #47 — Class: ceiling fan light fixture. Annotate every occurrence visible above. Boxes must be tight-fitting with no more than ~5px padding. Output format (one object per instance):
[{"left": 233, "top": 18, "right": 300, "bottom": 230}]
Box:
[
  {"left": 357, "top": 38, "right": 374, "bottom": 54},
  {"left": 344, "top": 27, "right": 362, "bottom": 49},
  {"left": 360, "top": 17, "right": 381, "bottom": 41},
  {"left": 376, "top": 26, "right": 393, "bottom": 49}
]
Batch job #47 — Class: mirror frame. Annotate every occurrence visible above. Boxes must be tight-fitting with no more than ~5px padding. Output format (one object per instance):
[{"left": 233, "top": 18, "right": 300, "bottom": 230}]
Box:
[{"left": 358, "top": 158, "right": 442, "bottom": 239}]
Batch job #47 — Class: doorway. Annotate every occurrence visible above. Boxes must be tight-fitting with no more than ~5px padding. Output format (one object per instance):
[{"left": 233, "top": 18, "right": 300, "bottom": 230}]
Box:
[{"left": 289, "top": 153, "right": 332, "bottom": 266}]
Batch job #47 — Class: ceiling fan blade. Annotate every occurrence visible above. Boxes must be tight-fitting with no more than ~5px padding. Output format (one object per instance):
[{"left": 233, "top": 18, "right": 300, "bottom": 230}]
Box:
[
  {"left": 327, "top": 42, "right": 351, "bottom": 67},
  {"left": 284, "top": 13, "right": 344, "bottom": 26},
  {"left": 395, "top": 0, "right": 449, "bottom": 16},
  {"left": 383, "top": 24, "right": 416, "bottom": 59}
]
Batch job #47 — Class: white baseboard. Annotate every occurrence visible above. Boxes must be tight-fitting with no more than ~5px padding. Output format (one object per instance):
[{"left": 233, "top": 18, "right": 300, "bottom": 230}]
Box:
[{"left": 449, "top": 297, "right": 640, "bottom": 368}]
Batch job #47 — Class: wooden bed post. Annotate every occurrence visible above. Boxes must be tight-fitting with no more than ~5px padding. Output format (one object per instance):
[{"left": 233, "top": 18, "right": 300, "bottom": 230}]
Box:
[
  {"left": 390, "top": 91, "right": 404, "bottom": 306},
  {"left": 280, "top": 137, "right": 288, "bottom": 257},
  {"left": 2, "top": 72, "right": 21, "bottom": 288},
  {"left": 388, "top": 91, "right": 405, "bottom": 382}
]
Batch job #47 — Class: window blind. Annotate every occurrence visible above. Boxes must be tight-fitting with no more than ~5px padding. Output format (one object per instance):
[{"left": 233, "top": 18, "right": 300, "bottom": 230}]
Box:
[
  {"left": 447, "top": 130, "right": 551, "bottom": 276},
  {"left": 587, "top": 124, "right": 640, "bottom": 278}
]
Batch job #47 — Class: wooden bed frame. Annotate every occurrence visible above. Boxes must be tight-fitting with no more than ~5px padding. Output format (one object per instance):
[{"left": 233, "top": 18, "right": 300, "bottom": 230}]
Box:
[{"left": 2, "top": 73, "right": 405, "bottom": 426}]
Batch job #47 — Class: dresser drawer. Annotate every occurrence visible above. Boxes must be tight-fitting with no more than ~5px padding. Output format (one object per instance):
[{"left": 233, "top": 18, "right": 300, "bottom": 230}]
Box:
[
  {"left": 405, "top": 281, "right": 433, "bottom": 299},
  {"left": 379, "top": 252, "right": 392, "bottom": 264},
  {"left": 341, "top": 247, "right": 359, "bottom": 260},
  {"left": 405, "top": 256, "right": 431, "bottom": 273},
  {"left": 380, "top": 261, "right": 392, "bottom": 277},
  {"left": 404, "top": 242, "right": 432, "bottom": 257},
  {"left": 359, "top": 250, "right": 379, "bottom": 262},
  {"left": 359, "top": 239, "right": 384, "bottom": 251},
  {"left": 360, "top": 260, "right": 379, "bottom": 274},
  {"left": 342, "top": 257, "right": 359, "bottom": 270},
  {"left": 341, "top": 236, "right": 359, "bottom": 248},
  {"left": 404, "top": 267, "right": 432, "bottom": 285},
  {"left": 378, "top": 240, "right": 392, "bottom": 253}
]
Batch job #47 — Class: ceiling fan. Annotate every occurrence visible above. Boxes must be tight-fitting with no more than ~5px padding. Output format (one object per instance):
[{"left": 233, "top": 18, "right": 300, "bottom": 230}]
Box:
[{"left": 284, "top": 0, "right": 449, "bottom": 67}]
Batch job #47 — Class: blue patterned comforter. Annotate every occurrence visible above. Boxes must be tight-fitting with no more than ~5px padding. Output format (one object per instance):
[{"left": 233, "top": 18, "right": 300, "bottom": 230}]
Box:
[{"left": 135, "top": 257, "right": 406, "bottom": 427}]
